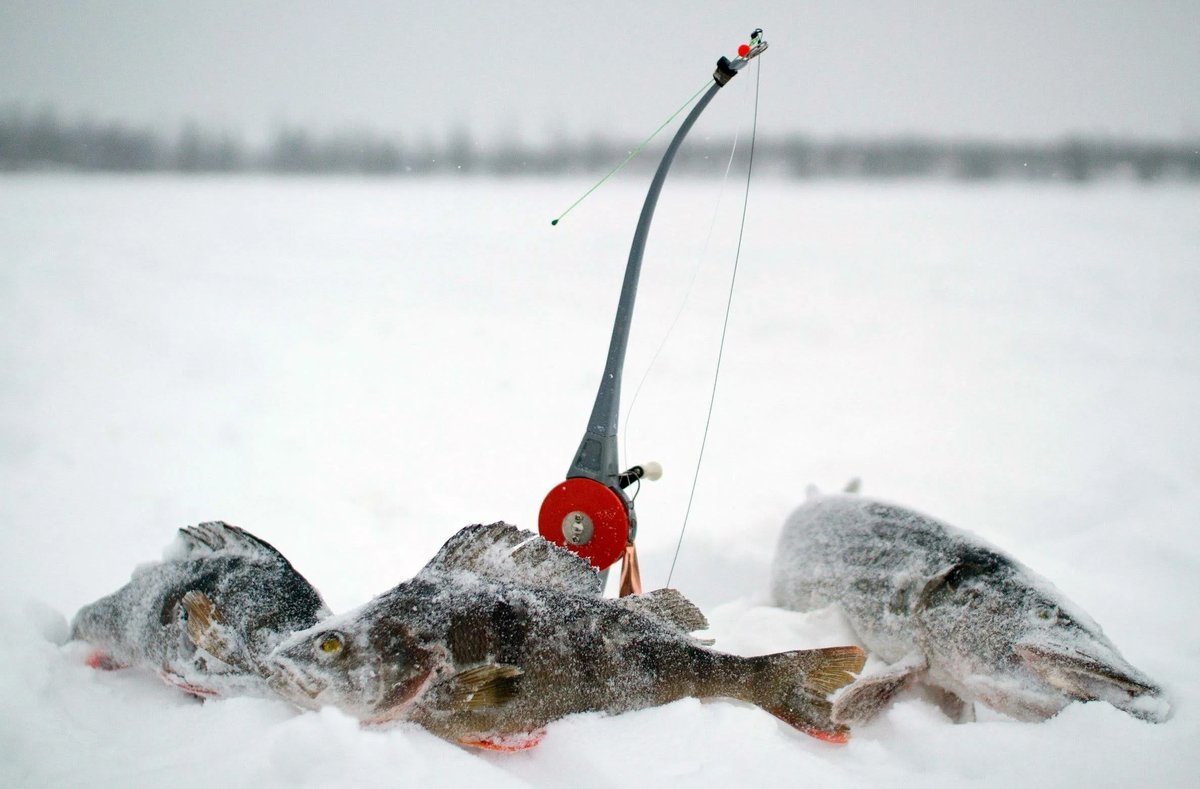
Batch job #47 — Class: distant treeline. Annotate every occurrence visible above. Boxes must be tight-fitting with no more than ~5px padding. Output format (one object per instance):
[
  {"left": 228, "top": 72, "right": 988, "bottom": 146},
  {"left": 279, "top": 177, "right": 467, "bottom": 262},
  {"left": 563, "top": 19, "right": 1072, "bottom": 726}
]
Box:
[{"left": 2, "top": 108, "right": 1197, "bottom": 182}]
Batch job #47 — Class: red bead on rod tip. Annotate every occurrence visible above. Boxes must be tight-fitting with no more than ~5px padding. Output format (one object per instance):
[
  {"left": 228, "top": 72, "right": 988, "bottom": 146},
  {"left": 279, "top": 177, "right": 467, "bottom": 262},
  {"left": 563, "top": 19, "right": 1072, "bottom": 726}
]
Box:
[{"left": 738, "top": 43, "right": 750, "bottom": 57}]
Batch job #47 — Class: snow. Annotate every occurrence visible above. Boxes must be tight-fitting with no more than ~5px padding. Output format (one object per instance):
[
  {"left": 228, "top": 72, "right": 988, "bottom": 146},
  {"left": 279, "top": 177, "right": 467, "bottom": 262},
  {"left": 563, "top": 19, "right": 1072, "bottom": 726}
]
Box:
[{"left": 1, "top": 174, "right": 1198, "bottom": 787}]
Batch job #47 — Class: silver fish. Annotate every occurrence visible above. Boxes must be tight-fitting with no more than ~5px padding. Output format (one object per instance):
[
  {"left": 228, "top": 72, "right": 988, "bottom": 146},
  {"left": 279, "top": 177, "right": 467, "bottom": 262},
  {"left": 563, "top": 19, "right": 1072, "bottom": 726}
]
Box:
[
  {"left": 770, "top": 493, "right": 1170, "bottom": 725},
  {"left": 254, "top": 523, "right": 865, "bottom": 749},
  {"left": 71, "top": 521, "right": 330, "bottom": 698}
]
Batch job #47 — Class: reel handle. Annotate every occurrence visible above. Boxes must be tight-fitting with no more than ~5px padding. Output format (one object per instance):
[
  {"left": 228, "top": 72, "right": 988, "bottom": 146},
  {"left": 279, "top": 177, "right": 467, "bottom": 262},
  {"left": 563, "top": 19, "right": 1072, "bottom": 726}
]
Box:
[{"left": 618, "top": 461, "right": 663, "bottom": 489}]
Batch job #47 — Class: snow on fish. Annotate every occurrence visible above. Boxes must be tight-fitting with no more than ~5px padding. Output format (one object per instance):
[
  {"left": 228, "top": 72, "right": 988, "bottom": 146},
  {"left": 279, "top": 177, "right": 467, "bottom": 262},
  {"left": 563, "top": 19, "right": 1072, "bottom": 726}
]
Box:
[
  {"left": 770, "top": 492, "right": 1170, "bottom": 725},
  {"left": 70, "top": 521, "right": 330, "bottom": 698},
  {"left": 238, "top": 522, "right": 865, "bottom": 749}
]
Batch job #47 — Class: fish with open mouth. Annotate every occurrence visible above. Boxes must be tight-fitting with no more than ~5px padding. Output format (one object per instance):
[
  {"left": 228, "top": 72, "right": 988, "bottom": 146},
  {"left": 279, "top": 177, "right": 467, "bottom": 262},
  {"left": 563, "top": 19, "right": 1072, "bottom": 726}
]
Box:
[
  {"left": 239, "top": 522, "right": 865, "bottom": 749},
  {"left": 70, "top": 521, "right": 330, "bottom": 698},
  {"left": 770, "top": 492, "right": 1170, "bottom": 725}
]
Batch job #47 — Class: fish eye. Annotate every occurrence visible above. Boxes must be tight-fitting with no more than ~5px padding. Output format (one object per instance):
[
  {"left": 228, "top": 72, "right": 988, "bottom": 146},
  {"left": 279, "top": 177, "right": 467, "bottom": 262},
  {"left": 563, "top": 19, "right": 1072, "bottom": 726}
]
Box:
[
  {"left": 1036, "top": 605, "right": 1057, "bottom": 621},
  {"left": 317, "top": 632, "right": 345, "bottom": 656}
]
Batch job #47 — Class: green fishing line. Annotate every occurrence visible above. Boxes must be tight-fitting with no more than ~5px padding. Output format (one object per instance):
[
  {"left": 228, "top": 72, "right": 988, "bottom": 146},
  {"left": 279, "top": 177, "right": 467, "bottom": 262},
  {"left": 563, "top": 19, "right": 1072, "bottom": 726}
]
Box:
[{"left": 550, "top": 79, "right": 712, "bottom": 226}]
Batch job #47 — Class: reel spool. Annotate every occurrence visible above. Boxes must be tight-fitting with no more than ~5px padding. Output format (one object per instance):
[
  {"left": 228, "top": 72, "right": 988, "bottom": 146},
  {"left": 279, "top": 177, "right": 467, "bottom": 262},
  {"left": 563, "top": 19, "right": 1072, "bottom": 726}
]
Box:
[
  {"left": 538, "top": 478, "right": 630, "bottom": 571},
  {"left": 538, "top": 463, "right": 661, "bottom": 572}
]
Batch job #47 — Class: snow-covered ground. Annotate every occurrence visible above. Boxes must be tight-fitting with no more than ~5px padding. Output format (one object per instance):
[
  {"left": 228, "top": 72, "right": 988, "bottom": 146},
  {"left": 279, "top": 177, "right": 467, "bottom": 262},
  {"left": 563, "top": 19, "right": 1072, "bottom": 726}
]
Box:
[{"left": 1, "top": 174, "right": 1197, "bottom": 787}]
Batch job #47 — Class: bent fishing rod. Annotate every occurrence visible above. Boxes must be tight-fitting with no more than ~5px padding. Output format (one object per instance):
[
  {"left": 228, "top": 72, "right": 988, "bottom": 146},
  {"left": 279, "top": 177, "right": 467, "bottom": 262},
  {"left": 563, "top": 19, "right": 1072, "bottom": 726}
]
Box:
[{"left": 537, "top": 30, "right": 768, "bottom": 595}]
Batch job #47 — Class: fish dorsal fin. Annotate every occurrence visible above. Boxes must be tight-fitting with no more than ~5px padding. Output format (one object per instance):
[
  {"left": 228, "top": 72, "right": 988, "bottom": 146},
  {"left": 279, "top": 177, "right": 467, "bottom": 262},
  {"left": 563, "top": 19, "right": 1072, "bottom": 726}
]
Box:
[
  {"left": 448, "top": 663, "right": 524, "bottom": 710},
  {"left": 170, "top": 522, "right": 287, "bottom": 565},
  {"left": 619, "top": 588, "right": 709, "bottom": 633},
  {"left": 418, "top": 522, "right": 603, "bottom": 596}
]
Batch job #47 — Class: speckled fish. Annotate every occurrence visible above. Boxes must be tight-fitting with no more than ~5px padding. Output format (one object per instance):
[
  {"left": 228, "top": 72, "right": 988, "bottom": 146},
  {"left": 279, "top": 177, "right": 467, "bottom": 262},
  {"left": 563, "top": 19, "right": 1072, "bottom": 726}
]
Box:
[
  {"left": 249, "top": 523, "right": 865, "bottom": 749},
  {"left": 770, "top": 492, "right": 1170, "bottom": 725},
  {"left": 70, "top": 521, "right": 330, "bottom": 698}
]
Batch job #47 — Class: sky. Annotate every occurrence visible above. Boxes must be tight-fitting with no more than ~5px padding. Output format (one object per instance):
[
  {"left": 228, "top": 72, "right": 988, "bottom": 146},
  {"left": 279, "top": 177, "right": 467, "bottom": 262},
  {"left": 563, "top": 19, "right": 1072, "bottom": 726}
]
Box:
[{"left": 1, "top": 1, "right": 1198, "bottom": 143}]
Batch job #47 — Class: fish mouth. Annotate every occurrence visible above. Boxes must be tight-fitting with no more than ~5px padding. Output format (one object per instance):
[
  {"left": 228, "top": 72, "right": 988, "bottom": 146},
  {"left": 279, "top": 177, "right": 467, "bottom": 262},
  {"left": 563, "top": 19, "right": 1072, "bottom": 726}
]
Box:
[
  {"left": 1015, "top": 642, "right": 1170, "bottom": 723},
  {"left": 266, "top": 659, "right": 328, "bottom": 708}
]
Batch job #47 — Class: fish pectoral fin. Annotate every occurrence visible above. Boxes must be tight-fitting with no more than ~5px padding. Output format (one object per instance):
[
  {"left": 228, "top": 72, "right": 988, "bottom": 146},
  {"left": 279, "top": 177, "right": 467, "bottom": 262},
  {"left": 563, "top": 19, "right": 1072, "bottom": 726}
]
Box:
[
  {"left": 913, "top": 560, "right": 996, "bottom": 614},
  {"left": 458, "top": 728, "right": 546, "bottom": 751},
  {"left": 830, "top": 653, "right": 926, "bottom": 725},
  {"left": 180, "top": 590, "right": 248, "bottom": 671},
  {"left": 181, "top": 590, "right": 221, "bottom": 647},
  {"left": 448, "top": 663, "right": 524, "bottom": 710},
  {"left": 618, "top": 588, "right": 709, "bottom": 633}
]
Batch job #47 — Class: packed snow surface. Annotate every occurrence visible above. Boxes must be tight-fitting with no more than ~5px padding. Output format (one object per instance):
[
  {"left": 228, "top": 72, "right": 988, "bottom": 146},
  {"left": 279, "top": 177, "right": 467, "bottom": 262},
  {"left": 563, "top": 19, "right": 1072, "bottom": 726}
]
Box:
[{"left": 1, "top": 175, "right": 1198, "bottom": 787}]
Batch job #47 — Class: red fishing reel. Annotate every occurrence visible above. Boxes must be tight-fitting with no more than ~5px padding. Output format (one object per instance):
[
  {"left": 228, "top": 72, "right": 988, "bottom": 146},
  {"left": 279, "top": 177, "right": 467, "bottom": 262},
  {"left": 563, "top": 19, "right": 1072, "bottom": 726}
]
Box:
[
  {"left": 538, "top": 463, "right": 661, "bottom": 572},
  {"left": 538, "top": 478, "right": 630, "bottom": 571}
]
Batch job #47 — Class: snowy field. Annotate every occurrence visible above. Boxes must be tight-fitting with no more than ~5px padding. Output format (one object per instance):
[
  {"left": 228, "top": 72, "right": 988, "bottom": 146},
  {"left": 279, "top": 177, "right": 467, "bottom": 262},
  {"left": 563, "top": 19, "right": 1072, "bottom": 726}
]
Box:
[{"left": 1, "top": 173, "right": 1198, "bottom": 787}]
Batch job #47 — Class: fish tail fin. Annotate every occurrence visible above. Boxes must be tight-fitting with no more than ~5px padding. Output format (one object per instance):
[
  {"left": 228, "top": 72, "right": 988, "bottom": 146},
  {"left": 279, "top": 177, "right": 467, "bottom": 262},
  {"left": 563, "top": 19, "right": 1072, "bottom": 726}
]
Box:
[
  {"left": 739, "top": 646, "right": 866, "bottom": 743},
  {"left": 70, "top": 596, "right": 119, "bottom": 646}
]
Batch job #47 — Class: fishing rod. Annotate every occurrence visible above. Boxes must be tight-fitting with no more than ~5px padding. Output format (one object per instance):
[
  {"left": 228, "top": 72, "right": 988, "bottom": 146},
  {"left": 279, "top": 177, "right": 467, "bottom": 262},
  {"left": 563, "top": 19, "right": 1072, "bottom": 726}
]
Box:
[{"left": 538, "top": 30, "right": 768, "bottom": 595}]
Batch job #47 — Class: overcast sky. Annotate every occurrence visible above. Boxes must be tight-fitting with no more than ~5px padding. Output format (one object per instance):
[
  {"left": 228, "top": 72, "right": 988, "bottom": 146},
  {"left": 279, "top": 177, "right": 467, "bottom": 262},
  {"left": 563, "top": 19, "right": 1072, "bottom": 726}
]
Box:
[{"left": 2, "top": 1, "right": 1197, "bottom": 142}]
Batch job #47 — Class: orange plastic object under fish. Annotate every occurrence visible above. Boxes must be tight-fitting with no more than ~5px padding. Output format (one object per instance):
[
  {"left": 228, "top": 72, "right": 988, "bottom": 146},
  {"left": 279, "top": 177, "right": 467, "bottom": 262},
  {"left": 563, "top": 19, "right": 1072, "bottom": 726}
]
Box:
[{"left": 618, "top": 541, "right": 642, "bottom": 597}]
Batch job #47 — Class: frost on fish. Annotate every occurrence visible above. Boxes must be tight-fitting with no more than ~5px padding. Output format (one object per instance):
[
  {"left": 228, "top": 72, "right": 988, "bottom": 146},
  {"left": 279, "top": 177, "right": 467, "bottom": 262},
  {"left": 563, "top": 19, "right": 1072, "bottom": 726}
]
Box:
[
  {"left": 70, "top": 521, "right": 330, "bottom": 698},
  {"left": 255, "top": 522, "right": 865, "bottom": 747},
  {"left": 770, "top": 494, "right": 1170, "bottom": 725}
]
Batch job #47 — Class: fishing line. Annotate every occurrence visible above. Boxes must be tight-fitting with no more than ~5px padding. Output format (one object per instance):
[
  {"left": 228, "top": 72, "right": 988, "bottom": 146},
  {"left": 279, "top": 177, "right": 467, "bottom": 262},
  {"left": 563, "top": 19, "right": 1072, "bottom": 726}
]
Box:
[
  {"left": 666, "top": 57, "right": 761, "bottom": 588},
  {"left": 550, "top": 78, "right": 712, "bottom": 226},
  {"left": 621, "top": 84, "right": 747, "bottom": 469}
]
